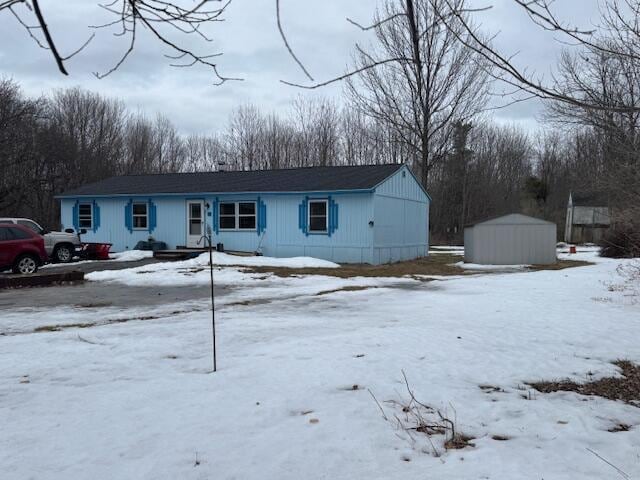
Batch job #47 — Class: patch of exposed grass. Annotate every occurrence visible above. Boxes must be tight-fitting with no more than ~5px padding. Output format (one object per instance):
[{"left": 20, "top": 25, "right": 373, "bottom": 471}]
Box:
[
  {"left": 35, "top": 322, "right": 92, "bottom": 332},
  {"left": 608, "top": 423, "right": 631, "bottom": 432},
  {"left": 314, "top": 285, "right": 377, "bottom": 296},
  {"left": 239, "top": 254, "right": 591, "bottom": 279},
  {"left": 32, "top": 308, "right": 205, "bottom": 334},
  {"left": 529, "top": 259, "right": 592, "bottom": 271},
  {"left": 479, "top": 384, "right": 505, "bottom": 394},
  {"left": 529, "top": 360, "right": 640, "bottom": 406},
  {"left": 444, "top": 433, "right": 476, "bottom": 450},
  {"left": 223, "top": 298, "right": 273, "bottom": 308},
  {"left": 225, "top": 300, "right": 253, "bottom": 307},
  {"left": 371, "top": 371, "right": 475, "bottom": 457},
  {"left": 74, "top": 302, "right": 113, "bottom": 308},
  {"left": 244, "top": 254, "right": 469, "bottom": 278}
]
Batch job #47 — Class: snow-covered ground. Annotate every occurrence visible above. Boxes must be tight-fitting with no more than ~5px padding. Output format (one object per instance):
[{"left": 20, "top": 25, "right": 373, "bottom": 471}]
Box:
[
  {"left": 44, "top": 250, "right": 338, "bottom": 272},
  {"left": 109, "top": 250, "right": 155, "bottom": 262},
  {"left": 429, "top": 245, "right": 464, "bottom": 255},
  {"left": 453, "top": 260, "right": 530, "bottom": 271},
  {"left": 205, "top": 251, "right": 339, "bottom": 268},
  {"left": 1, "top": 250, "right": 639, "bottom": 479},
  {"left": 84, "top": 252, "right": 347, "bottom": 289}
]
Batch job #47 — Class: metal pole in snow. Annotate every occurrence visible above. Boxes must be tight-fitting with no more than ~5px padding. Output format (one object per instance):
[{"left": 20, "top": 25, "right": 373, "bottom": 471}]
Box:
[{"left": 208, "top": 228, "right": 217, "bottom": 372}]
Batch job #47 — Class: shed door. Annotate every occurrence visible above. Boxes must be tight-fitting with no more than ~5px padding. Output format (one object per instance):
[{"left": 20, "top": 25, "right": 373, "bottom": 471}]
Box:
[{"left": 186, "top": 200, "right": 205, "bottom": 248}]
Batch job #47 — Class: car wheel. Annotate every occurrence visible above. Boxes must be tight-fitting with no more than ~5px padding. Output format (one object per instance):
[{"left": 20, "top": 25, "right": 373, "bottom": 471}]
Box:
[
  {"left": 54, "top": 244, "right": 73, "bottom": 263},
  {"left": 13, "top": 254, "right": 38, "bottom": 274}
]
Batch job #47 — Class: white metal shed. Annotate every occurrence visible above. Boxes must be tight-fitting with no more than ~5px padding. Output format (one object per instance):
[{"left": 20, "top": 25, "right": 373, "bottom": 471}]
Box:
[{"left": 464, "top": 213, "right": 557, "bottom": 265}]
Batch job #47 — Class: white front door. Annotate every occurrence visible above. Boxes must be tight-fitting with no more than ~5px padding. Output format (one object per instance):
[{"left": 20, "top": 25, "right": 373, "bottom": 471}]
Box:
[{"left": 186, "top": 200, "right": 205, "bottom": 248}]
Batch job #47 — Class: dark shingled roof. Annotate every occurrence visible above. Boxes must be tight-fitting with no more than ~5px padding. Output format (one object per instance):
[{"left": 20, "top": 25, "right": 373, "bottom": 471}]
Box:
[
  {"left": 58, "top": 164, "right": 405, "bottom": 197},
  {"left": 571, "top": 191, "right": 610, "bottom": 206}
]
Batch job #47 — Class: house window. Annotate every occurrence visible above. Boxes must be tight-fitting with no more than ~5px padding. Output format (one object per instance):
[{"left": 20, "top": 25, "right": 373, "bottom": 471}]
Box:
[
  {"left": 78, "top": 203, "right": 93, "bottom": 229},
  {"left": 219, "top": 202, "right": 236, "bottom": 230},
  {"left": 238, "top": 202, "right": 256, "bottom": 229},
  {"left": 219, "top": 201, "right": 257, "bottom": 231},
  {"left": 132, "top": 202, "right": 148, "bottom": 230},
  {"left": 308, "top": 199, "right": 328, "bottom": 233}
]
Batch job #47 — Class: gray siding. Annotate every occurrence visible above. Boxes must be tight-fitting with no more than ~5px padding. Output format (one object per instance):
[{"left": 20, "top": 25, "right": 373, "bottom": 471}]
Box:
[{"left": 464, "top": 214, "right": 556, "bottom": 265}]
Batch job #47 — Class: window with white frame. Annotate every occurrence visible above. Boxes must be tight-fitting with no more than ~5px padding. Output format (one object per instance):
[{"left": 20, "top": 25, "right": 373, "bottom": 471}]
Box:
[
  {"left": 219, "top": 202, "right": 236, "bottom": 230},
  {"left": 78, "top": 203, "right": 93, "bottom": 229},
  {"left": 219, "top": 201, "right": 256, "bottom": 231},
  {"left": 132, "top": 202, "right": 148, "bottom": 229},
  {"left": 238, "top": 202, "right": 256, "bottom": 229},
  {"left": 308, "top": 199, "right": 328, "bottom": 233}
]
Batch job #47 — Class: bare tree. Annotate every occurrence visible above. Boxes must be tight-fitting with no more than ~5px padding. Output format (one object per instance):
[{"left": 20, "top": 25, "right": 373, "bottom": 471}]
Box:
[
  {"left": 0, "top": 78, "right": 42, "bottom": 214},
  {"left": 183, "top": 133, "right": 227, "bottom": 172},
  {"left": 292, "top": 97, "right": 341, "bottom": 167},
  {"left": 227, "top": 104, "right": 265, "bottom": 171},
  {"left": 345, "top": 0, "right": 491, "bottom": 186},
  {"left": 46, "top": 87, "right": 126, "bottom": 183},
  {"left": 544, "top": 44, "right": 640, "bottom": 253},
  {"left": 340, "top": 108, "right": 388, "bottom": 165},
  {"left": 122, "top": 113, "right": 156, "bottom": 174},
  {"left": 429, "top": 121, "right": 532, "bottom": 242},
  {"left": 151, "top": 114, "right": 185, "bottom": 173},
  {"left": 550, "top": 46, "right": 639, "bottom": 189},
  {"left": 262, "top": 113, "right": 296, "bottom": 170}
]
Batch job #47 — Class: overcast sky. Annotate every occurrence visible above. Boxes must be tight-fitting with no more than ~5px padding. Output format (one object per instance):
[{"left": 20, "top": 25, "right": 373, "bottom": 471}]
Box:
[{"left": 0, "top": 0, "right": 599, "bottom": 135}]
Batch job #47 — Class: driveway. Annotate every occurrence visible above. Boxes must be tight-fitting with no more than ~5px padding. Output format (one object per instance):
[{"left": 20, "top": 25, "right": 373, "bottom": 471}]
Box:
[
  {"left": 0, "top": 258, "right": 229, "bottom": 311},
  {"left": 41, "top": 257, "right": 161, "bottom": 274}
]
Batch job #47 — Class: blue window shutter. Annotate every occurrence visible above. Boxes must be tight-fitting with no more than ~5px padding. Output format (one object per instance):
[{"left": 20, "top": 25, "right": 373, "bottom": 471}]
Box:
[
  {"left": 257, "top": 197, "right": 267, "bottom": 235},
  {"left": 213, "top": 197, "right": 219, "bottom": 234},
  {"left": 125, "top": 199, "right": 133, "bottom": 233},
  {"left": 72, "top": 200, "right": 79, "bottom": 230},
  {"left": 298, "top": 197, "right": 308, "bottom": 235},
  {"left": 148, "top": 199, "right": 157, "bottom": 233},
  {"left": 257, "top": 196, "right": 261, "bottom": 236},
  {"left": 328, "top": 197, "right": 339, "bottom": 236},
  {"left": 92, "top": 200, "right": 100, "bottom": 232},
  {"left": 305, "top": 197, "right": 309, "bottom": 236},
  {"left": 298, "top": 203, "right": 304, "bottom": 231},
  {"left": 328, "top": 196, "right": 333, "bottom": 237}
]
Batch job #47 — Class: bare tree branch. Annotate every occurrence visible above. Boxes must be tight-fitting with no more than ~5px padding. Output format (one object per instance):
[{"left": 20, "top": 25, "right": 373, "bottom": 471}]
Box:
[
  {"left": 275, "top": 0, "right": 314, "bottom": 82},
  {"left": 436, "top": 0, "right": 640, "bottom": 112},
  {"left": 3, "top": 0, "right": 237, "bottom": 82}
]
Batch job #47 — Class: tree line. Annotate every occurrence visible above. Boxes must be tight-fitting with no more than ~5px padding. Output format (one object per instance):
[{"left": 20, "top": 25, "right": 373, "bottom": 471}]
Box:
[{"left": 0, "top": 76, "right": 613, "bottom": 244}]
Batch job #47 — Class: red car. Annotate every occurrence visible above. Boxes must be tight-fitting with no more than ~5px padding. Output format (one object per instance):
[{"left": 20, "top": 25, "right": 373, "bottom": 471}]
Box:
[{"left": 0, "top": 224, "right": 48, "bottom": 274}]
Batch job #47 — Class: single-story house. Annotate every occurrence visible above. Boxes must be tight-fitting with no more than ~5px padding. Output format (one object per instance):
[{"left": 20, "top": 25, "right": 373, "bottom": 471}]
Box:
[
  {"left": 564, "top": 191, "right": 611, "bottom": 244},
  {"left": 464, "top": 213, "right": 557, "bottom": 265},
  {"left": 56, "top": 164, "right": 431, "bottom": 265}
]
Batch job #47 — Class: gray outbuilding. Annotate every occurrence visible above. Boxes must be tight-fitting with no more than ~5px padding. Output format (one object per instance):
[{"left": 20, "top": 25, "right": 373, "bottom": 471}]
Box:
[
  {"left": 464, "top": 213, "right": 557, "bottom": 265},
  {"left": 564, "top": 192, "right": 611, "bottom": 244}
]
